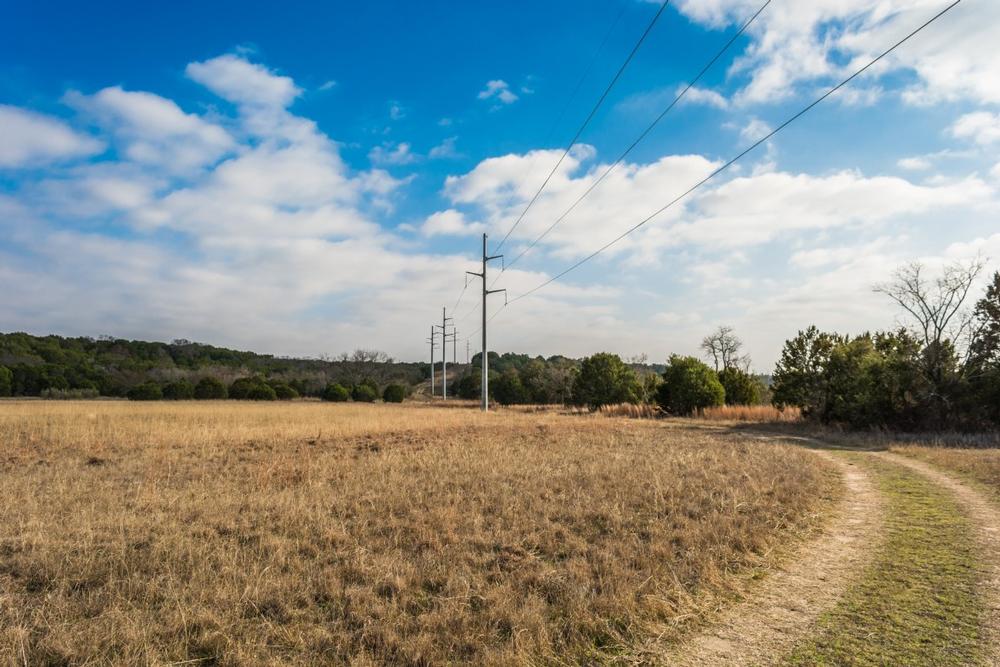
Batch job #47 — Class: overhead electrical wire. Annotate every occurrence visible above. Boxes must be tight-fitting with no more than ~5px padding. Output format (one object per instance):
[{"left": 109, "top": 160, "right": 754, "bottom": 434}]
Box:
[
  {"left": 500, "top": 0, "right": 963, "bottom": 307},
  {"left": 493, "top": 0, "right": 771, "bottom": 283},
  {"left": 450, "top": 0, "right": 629, "bottom": 316},
  {"left": 494, "top": 0, "right": 672, "bottom": 252}
]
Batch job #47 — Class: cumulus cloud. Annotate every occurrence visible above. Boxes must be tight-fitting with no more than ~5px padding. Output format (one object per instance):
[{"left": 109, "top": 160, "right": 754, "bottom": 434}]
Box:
[
  {"left": 186, "top": 54, "right": 301, "bottom": 108},
  {"left": 421, "top": 209, "right": 484, "bottom": 237},
  {"left": 897, "top": 156, "right": 932, "bottom": 171},
  {"left": 368, "top": 142, "right": 419, "bottom": 166},
  {"left": 950, "top": 111, "right": 1000, "bottom": 145},
  {"left": 478, "top": 79, "right": 518, "bottom": 104},
  {"left": 673, "top": 0, "right": 1000, "bottom": 107},
  {"left": 64, "top": 86, "right": 234, "bottom": 172},
  {"left": 428, "top": 136, "right": 461, "bottom": 159},
  {"left": 0, "top": 105, "right": 103, "bottom": 168}
]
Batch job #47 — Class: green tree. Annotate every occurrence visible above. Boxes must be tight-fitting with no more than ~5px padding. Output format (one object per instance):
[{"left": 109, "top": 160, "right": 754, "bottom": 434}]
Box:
[
  {"left": 382, "top": 383, "right": 407, "bottom": 403},
  {"left": 571, "top": 353, "right": 641, "bottom": 409},
  {"left": 127, "top": 382, "right": 162, "bottom": 401},
  {"left": 492, "top": 369, "right": 531, "bottom": 405},
  {"left": 456, "top": 370, "right": 482, "bottom": 400},
  {"left": 322, "top": 383, "right": 351, "bottom": 402},
  {"left": 657, "top": 355, "right": 725, "bottom": 415},
  {"left": 0, "top": 365, "right": 12, "bottom": 397},
  {"left": 718, "top": 367, "right": 763, "bottom": 405},
  {"left": 193, "top": 377, "right": 228, "bottom": 400},
  {"left": 229, "top": 377, "right": 265, "bottom": 400},
  {"left": 771, "top": 326, "right": 839, "bottom": 415},
  {"left": 246, "top": 384, "right": 277, "bottom": 401},
  {"left": 162, "top": 379, "right": 195, "bottom": 400}
]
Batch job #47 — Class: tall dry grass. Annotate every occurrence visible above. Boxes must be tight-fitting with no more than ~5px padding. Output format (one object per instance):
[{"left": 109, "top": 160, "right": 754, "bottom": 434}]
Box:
[
  {"left": 0, "top": 401, "right": 835, "bottom": 665},
  {"left": 697, "top": 404, "right": 803, "bottom": 423}
]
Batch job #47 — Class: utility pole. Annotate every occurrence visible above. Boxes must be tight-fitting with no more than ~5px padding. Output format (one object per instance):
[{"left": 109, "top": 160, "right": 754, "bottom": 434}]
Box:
[
  {"left": 467, "top": 233, "right": 505, "bottom": 412},
  {"left": 452, "top": 329, "right": 458, "bottom": 364},
  {"left": 466, "top": 340, "right": 470, "bottom": 365},
  {"left": 437, "top": 307, "right": 453, "bottom": 400},
  {"left": 426, "top": 326, "right": 437, "bottom": 398}
]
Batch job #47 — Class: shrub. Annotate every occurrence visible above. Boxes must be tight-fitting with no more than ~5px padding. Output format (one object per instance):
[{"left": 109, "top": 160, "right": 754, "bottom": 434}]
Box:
[
  {"left": 246, "top": 384, "right": 277, "bottom": 401},
  {"left": 0, "top": 365, "right": 11, "bottom": 397},
  {"left": 270, "top": 383, "right": 299, "bottom": 400},
  {"left": 456, "top": 371, "right": 482, "bottom": 400},
  {"left": 229, "top": 377, "right": 280, "bottom": 401},
  {"left": 322, "top": 383, "right": 351, "bottom": 402},
  {"left": 162, "top": 379, "right": 195, "bottom": 400},
  {"left": 382, "top": 383, "right": 407, "bottom": 403},
  {"left": 658, "top": 355, "right": 725, "bottom": 415},
  {"left": 571, "top": 353, "right": 641, "bottom": 409},
  {"left": 352, "top": 384, "right": 378, "bottom": 403},
  {"left": 194, "top": 377, "right": 228, "bottom": 400},
  {"left": 718, "top": 368, "right": 763, "bottom": 406},
  {"left": 127, "top": 382, "right": 163, "bottom": 401}
]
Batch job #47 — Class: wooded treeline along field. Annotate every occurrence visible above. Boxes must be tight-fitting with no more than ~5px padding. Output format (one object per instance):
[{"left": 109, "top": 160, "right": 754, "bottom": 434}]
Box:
[{"left": 0, "top": 401, "right": 836, "bottom": 666}]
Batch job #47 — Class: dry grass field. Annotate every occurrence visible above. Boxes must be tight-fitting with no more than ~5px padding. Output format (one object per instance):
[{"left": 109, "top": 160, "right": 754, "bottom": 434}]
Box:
[
  {"left": 0, "top": 401, "right": 837, "bottom": 666},
  {"left": 893, "top": 444, "right": 1000, "bottom": 502}
]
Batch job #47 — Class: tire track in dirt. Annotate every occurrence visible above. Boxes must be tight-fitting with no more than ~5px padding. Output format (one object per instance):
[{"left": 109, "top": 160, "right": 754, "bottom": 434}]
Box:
[
  {"left": 878, "top": 452, "right": 1000, "bottom": 667},
  {"left": 654, "top": 449, "right": 885, "bottom": 667}
]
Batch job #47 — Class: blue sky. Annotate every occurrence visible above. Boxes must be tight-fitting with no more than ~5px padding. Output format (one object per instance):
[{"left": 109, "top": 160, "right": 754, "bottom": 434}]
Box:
[{"left": 1, "top": 0, "right": 999, "bottom": 368}]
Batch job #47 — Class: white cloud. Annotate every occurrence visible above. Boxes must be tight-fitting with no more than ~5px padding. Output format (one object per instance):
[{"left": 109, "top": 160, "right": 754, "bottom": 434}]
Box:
[
  {"left": 681, "top": 86, "right": 730, "bottom": 109},
  {"left": 64, "top": 86, "right": 234, "bottom": 172},
  {"left": 674, "top": 1, "right": 1000, "bottom": 107},
  {"left": 478, "top": 79, "right": 518, "bottom": 104},
  {"left": 368, "top": 142, "right": 418, "bottom": 166},
  {"left": 950, "top": 111, "right": 1000, "bottom": 145},
  {"left": 739, "top": 117, "right": 772, "bottom": 142},
  {"left": 186, "top": 54, "right": 301, "bottom": 108},
  {"left": 0, "top": 105, "right": 103, "bottom": 168},
  {"left": 318, "top": 80, "right": 337, "bottom": 91},
  {"left": 897, "top": 156, "right": 932, "bottom": 171},
  {"left": 421, "top": 209, "right": 485, "bottom": 237},
  {"left": 388, "top": 101, "right": 406, "bottom": 120},
  {"left": 428, "top": 136, "right": 461, "bottom": 159}
]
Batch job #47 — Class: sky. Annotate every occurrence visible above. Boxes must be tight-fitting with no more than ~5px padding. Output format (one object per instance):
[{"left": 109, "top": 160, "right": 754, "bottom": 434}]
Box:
[{"left": 1, "top": 0, "right": 999, "bottom": 370}]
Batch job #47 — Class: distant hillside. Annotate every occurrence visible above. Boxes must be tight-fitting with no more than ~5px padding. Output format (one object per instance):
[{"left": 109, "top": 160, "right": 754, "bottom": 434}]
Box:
[{"left": 0, "top": 332, "right": 426, "bottom": 398}]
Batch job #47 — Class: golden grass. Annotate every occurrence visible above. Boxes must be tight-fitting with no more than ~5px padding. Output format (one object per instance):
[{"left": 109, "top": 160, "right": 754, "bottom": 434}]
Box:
[
  {"left": 0, "top": 401, "right": 835, "bottom": 665},
  {"left": 698, "top": 405, "right": 803, "bottom": 423}
]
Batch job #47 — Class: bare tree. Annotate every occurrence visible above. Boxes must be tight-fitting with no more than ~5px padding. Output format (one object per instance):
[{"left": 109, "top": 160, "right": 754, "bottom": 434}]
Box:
[
  {"left": 874, "top": 258, "right": 985, "bottom": 372},
  {"left": 701, "top": 326, "right": 750, "bottom": 372}
]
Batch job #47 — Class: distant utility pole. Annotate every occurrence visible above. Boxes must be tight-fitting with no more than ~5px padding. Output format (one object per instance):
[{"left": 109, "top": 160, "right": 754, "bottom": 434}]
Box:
[
  {"left": 452, "top": 329, "right": 458, "bottom": 364},
  {"left": 466, "top": 233, "right": 505, "bottom": 412},
  {"left": 436, "top": 307, "right": 454, "bottom": 400},
  {"left": 426, "top": 326, "right": 437, "bottom": 397},
  {"left": 466, "top": 339, "right": 470, "bottom": 365}
]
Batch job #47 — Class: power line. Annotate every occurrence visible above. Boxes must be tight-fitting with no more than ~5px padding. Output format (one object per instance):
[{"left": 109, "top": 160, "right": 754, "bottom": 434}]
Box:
[
  {"left": 507, "top": 0, "right": 962, "bottom": 305},
  {"left": 449, "top": 2, "right": 628, "bottom": 316},
  {"left": 495, "top": 0, "right": 672, "bottom": 252},
  {"left": 496, "top": 0, "right": 771, "bottom": 281}
]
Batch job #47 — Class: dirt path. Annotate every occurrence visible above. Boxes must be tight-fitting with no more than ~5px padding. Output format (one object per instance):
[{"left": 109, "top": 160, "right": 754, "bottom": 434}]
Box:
[
  {"left": 656, "top": 449, "right": 885, "bottom": 666},
  {"left": 878, "top": 452, "right": 1000, "bottom": 666}
]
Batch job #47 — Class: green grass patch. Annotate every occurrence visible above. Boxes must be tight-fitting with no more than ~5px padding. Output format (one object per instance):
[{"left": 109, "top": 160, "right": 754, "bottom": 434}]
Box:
[
  {"left": 783, "top": 454, "right": 987, "bottom": 666},
  {"left": 893, "top": 446, "right": 1000, "bottom": 506}
]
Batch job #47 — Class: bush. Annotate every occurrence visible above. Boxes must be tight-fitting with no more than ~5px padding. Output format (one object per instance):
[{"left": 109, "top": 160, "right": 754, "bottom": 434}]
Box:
[
  {"left": 162, "top": 379, "right": 195, "bottom": 400},
  {"left": 127, "top": 382, "right": 163, "bottom": 401},
  {"left": 352, "top": 384, "right": 378, "bottom": 403},
  {"left": 322, "top": 383, "right": 351, "bottom": 402},
  {"left": 456, "top": 371, "right": 482, "bottom": 400},
  {"left": 194, "top": 377, "right": 228, "bottom": 400},
  {"left": 382, "top": 383, "right": 407, "bottom": 403},
  {"left": 657, "top": 355, "right": 725, "bottom": 415},
  {"left": 229, "top": 377, "right": 279, "bottom": 401},
  {"left": 718, "top": 368, "right": 763, "bottom": 406},
  {"left": 270, "top": 383, "right": 299, "bottom": 400},
  {"left": 246, "top": 384, "right": 277, "bottom": 401},
  {"left": 571, "top": 353, "right": 641, "bottom": 409}
]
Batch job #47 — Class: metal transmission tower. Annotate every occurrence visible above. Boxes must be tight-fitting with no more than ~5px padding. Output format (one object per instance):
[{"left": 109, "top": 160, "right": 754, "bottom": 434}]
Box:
[
  {"left": 426, "top": 326, "right": 437, "bottom": 397},
  {"left": 466, "top": 233, "right": 505, "bottom": 411}
]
